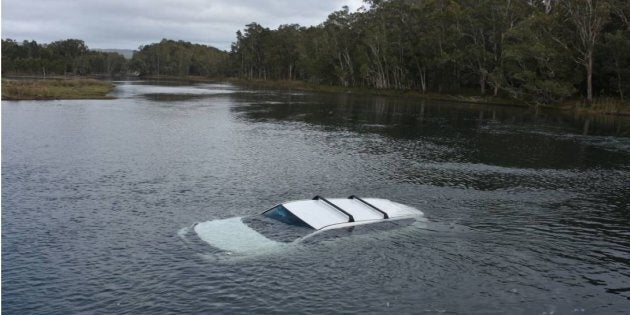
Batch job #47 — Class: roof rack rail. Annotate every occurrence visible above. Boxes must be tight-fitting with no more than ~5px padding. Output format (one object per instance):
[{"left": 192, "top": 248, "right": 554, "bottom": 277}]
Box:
[
  {"left": 313, "top": 195, "right": 355, "bottom": 222},
  {"left": 348, "top": 195, "right": 389, "bottom": 219}
]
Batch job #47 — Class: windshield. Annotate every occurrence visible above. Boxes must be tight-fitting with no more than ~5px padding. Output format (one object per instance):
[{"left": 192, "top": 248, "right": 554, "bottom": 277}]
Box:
[
  {"left": 263, "top": 205, "right": 311, "bottom": 228},
  {"left": 242, "top": 214, "right": 312, "bottom": 243},
  {"left": 239, "top": 205, "right": 313, "bottom": 243}
]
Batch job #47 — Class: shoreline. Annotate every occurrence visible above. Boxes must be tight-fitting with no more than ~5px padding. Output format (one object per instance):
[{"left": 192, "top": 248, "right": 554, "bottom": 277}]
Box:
[
  {"left": 225, "top": 78, "right": 527, "bottom": 107},
  {"left": 224, "top": 78, "right": 630, "bottom": 117},
  {"left": 3, "top": 76, "right": 629, "bottom": 116},
  {"left": 150, "top": 76, "right": 628, "bottom": 117}
]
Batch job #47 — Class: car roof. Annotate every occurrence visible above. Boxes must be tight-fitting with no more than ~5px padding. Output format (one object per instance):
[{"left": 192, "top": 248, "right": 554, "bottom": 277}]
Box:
[{"left": 282, "top": 197, "right": 422, "bottom": 230}]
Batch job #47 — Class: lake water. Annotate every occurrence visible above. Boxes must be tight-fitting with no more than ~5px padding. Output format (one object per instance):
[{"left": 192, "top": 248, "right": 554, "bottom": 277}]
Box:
[{"left": 3, "top": 81, "right": 630, "bottom": 314}]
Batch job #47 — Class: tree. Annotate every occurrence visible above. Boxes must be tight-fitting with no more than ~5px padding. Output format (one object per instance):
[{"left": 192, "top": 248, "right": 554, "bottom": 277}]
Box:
[
  {"left": 131, "top": 39, "right": 227, "bottom": 77},
  {"left": 600, "top": 30, "right": 630, "bottom": 100},
  {"left": 2, "top": 38, "right": 128, "bottom": 76},
  {"left": 558, "top": 0, "right": 610, "bottom": 103},
  {"left": 503, "top": 8, "right": 578, "bottom": 103},
  {"left": 47, "top": 39, "right": 89, "bottom": 75}
]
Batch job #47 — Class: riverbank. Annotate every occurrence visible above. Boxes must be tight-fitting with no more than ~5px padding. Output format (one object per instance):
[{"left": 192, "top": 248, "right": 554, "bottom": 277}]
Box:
[
  {"left": 226, "top": 78, "right": 532, "bottom": 107},
  {"left": 228, "top": 79, "right": 630, "bottom": 116},
  {"left": 137, "top": 75, "right": 524, "bottom": 107},
  {"left": 1, "top": 78, "right": 115, "bottom": 100}
]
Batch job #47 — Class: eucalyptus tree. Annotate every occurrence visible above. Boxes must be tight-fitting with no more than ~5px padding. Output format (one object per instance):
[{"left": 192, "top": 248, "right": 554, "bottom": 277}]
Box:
[
  {"left": 601, "top": 30, "right": 630, "bottom": 100},
  {"left": 237, "top": 23, "right": 272, "bottom": 79},
  {"left": 275, "top": 24, "right": 303, "bottom": 80},
  {"left": 557, "top": 0, "right": 611, "bottom": 103},
  {"left": 456, "top": 0, "right": 531, "bottom": 95},
  {"left": 502, "top": 6, "right": 578, "bottom": 103},
  {"left": 322, "top": 6, "right": 359, "bottom": 87},
  {"left": 599, "top": 0, "right": 630, "bottom": 100},
  {"left": 402, "top": 0, "right": 461, "bottom": 93},
  {"left": 355, "top": 6, "right": 390, "bottom": 88}
]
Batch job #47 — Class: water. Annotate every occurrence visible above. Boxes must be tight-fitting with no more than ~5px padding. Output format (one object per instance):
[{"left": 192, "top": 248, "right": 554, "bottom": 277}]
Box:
[{"left": 3, "top": 81, "right": 630, "bottom": 314}]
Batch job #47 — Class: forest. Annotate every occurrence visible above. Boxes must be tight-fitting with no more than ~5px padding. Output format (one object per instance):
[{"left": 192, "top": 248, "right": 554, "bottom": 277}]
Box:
[
  {"left": 1, "top": 39, "right": 128, "bottom": 76},
  {"left": 129, "top": 39, "right": 228, "bottom": 77},
  {"left": 2, "top": 0, "right": 629, "bottom": 106},
  {"left": 228, "top": 0, "right": 630, "bottom": 104},
  {"left": 1, "top": 38, "right": 228, "bottom": 78}
]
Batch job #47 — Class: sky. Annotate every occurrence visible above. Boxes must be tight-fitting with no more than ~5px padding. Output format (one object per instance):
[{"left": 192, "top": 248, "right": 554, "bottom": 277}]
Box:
[{"left": 1, "top": 0, "right": 365, "bottom": 51}]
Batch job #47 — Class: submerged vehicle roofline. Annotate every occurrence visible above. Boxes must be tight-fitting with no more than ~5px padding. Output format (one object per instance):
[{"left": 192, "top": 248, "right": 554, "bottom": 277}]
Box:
[{"left": 278, "top": 196, "right": 423, "bottom": 230}]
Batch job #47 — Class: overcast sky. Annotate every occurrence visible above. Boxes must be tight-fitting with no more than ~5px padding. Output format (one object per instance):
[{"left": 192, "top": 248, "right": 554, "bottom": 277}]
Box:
[{"left": 1, "top": 0, "right": 364, "bottom": 51}]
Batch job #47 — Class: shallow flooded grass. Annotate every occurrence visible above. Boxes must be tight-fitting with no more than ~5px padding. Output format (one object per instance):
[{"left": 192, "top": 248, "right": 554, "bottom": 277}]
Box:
[{"left": 1, "top": 78, "right": 114, "bottom": 100}]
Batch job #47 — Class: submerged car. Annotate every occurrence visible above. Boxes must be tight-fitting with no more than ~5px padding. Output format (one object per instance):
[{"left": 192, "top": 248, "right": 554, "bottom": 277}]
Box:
[{"left": 194, "top": 195, "right": 425, "bottom": 253}]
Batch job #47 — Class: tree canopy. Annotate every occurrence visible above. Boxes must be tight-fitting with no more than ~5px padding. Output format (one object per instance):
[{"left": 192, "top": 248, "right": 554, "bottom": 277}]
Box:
[
  {"left": 130, "top": 39, "right": 228, "bottom": 77},
  {"left": 2, "top": 39, "right": 128, "bottom": 76},
  {"left": 227, "top": 0, "right": 630, "bottom": 104}
]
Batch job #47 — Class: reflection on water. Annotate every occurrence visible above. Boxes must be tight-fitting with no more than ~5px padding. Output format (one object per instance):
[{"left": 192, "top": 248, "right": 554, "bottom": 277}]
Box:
[
  {"left": 2, "top": 81, "right": 630, "bottom": 314},
  {"left": 233, "top": 93, "right": 630, "bottom": 170},
  {"left": 111, "top": 80, "right": 237, "bottom": 100}
]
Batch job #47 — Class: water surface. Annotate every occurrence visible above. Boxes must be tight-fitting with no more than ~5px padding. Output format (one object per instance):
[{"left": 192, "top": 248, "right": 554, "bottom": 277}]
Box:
[{"left": 3, "top": 81, "right": 630, "bottom": 314}]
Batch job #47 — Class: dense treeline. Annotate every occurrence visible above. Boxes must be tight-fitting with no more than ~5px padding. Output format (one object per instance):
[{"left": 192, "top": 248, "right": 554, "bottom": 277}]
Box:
[
  {"left": 2, "top": 38, "right": 228, "bottom": 78},
  {"left": 130, "top": 39, "right": 228, "bottom": 77},
  {"left": 228, "top": 0, "right": 630, "bottom": 104},
  {"left": 2, "top": 39, "right": 128, "bottom": 76}
]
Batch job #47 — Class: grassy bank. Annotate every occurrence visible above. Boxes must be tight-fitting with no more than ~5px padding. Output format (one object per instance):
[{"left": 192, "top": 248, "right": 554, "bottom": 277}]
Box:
[{"left": 1, "top": 78, "right": 115, "bottom": 100}]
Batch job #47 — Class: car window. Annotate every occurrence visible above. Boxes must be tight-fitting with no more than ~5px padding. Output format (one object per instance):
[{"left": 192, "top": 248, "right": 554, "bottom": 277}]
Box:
[
  {"left": 263, "top": 205, "right": 311, "bottom": 228},
  {"left": 242, "top": 215, "right": 312, "bottom": 243}
]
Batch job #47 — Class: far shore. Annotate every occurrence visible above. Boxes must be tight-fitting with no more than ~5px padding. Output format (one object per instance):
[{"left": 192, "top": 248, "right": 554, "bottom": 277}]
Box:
[
  {"left": 228, "top": 78, "right": 630, "bottom": 117},
  {"left": 141, "top": 75, "right": 630, "bottom": 116},
  {"left": 3, "top": 76, "right": 629, "bottom": 116}
]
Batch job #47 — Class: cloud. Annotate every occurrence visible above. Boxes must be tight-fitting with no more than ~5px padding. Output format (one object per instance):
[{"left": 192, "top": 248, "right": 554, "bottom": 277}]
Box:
[{"left": 1, "top": 0, "right": 365, "bottom": 50}]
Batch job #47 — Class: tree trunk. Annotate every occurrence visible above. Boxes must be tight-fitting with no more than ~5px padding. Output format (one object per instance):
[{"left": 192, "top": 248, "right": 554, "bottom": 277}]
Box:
[
  {"left": 420, "top": 70, "right": 427, "bottom": 93},
  {"left": 587, "top": 49, "right": 593, "bottom": 104},
  {"left": 616, "top": 61, "right": 624, "bottom": 101},
  {"left": 288, "top": 64, "right": 293, "bottom": 81},
  {"left": 415, "top": 59, "right": 427, "bottom": 93}
]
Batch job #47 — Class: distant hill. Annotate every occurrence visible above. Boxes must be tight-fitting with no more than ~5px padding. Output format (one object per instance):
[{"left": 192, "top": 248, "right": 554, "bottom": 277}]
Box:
[{"left": 94, "top": 49, "right": 135, "bottom": 59}]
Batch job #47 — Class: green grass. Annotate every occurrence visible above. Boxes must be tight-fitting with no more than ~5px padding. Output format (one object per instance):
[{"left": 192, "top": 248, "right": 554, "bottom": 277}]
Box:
[{"left": 1, "top": 78, "right": 114, "bottom": 100}]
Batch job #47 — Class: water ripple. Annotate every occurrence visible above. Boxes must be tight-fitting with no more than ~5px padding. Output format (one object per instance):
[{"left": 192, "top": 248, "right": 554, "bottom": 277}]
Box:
[{"left": 3, "top": 83, "right": 629, "bottom": 313}]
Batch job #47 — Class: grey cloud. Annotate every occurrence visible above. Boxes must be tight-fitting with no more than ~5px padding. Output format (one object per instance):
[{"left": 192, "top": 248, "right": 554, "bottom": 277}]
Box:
[{"left": 1, "top": 0, "right": 364, "bottom": 50}]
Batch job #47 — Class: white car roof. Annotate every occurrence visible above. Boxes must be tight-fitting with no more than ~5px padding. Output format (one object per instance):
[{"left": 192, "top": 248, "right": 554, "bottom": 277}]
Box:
[{"left": 282, "top": 197, "right": 422, "bottom": 230}]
